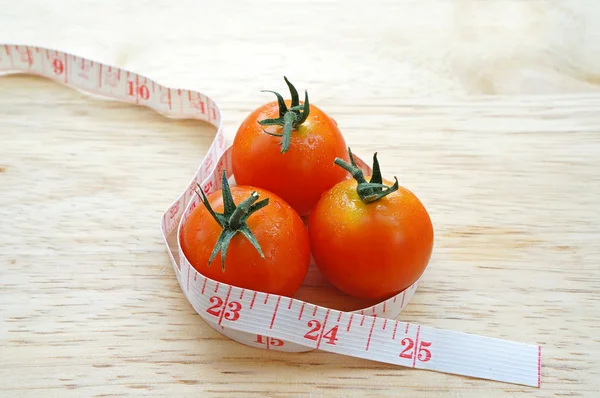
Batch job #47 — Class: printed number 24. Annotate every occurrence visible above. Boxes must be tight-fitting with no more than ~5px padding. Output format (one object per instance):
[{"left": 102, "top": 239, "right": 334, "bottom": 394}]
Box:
[
  {"left": 304, "top": 320, "right": 339, "bottom": 345},
  {"left": 400, "top": 338, "right": 432, "bottom": 362},
  {"left": 206, "top": 296, "right": 242, "bottom": 321}
]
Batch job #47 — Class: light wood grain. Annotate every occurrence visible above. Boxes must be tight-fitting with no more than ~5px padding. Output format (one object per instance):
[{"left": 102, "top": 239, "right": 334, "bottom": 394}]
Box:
[
  {"left": 1, "top": 1, "right": 600, "bottom": 394},
  {"left": 1, "top": 72, "right": 599, "bottom": 397}
]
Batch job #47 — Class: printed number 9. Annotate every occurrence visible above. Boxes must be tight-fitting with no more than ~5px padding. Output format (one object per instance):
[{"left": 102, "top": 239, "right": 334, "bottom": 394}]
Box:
[{"left": 53, "top": 59, "right": 64, "bottom": 75}]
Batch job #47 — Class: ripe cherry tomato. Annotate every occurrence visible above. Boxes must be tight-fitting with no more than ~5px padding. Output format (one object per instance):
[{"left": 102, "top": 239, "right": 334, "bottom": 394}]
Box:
[
  {"left": 308, "top": 148, "right": 434, "bottom": 301},
  {"left": 179, "top": 171, "right": 311, "bottom": 297},
  {"left": 231, "top": 77, "right": 349, "bottom": 217}
]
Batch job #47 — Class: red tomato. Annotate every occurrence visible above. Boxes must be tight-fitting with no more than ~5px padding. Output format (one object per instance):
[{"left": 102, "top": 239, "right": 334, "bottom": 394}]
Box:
[
  {"left": 179, "top": 171, "right": 311, "bottom": 297},
  {"left": 308, "top": 149, "right": 434, "bottom": 301},
  {"left": 231, "top": 77, "right": 349, "bottom": 217}
]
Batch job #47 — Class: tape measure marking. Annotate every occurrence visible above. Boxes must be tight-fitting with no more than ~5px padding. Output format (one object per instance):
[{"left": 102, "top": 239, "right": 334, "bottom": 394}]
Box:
[{"left": 0, "top": 43, "right": 542, "bottom": 388}]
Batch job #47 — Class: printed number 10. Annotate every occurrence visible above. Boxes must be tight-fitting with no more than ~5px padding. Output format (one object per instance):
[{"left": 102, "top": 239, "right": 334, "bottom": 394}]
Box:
[
  {"left": 400, "top": 338, "right": 432, "bottom": 362},
  {"left": 127, "top": 81, "right": 150, "bottom": 100}
]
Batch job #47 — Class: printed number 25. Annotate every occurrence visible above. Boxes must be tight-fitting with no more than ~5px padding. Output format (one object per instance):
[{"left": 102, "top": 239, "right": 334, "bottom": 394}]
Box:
[
  {"left": 400, "top": 338, "right": 432, "bottom": 362},
  {"left": 206, "top": 296, "right": 242, "bottom": 321}
]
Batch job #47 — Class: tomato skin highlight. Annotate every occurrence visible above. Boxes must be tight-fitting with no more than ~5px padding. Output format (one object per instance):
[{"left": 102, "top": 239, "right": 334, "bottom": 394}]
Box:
[
  {"left": 179, "top": 185, "right": 311, "bottom": 298},
  {"left": 308, "top": 177, "right": 434, "bottom": 301},
  {"left": 231, "top": 99, "right": 350, "bottom": 217}
]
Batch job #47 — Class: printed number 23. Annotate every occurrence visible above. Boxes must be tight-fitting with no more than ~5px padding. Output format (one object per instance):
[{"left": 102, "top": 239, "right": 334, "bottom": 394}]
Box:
[
  {"left": 400, "top": 338, "right": 432, "bottom": 362},
  {"left": 206, "top": 296, "right": 242, "bottom": 321}
]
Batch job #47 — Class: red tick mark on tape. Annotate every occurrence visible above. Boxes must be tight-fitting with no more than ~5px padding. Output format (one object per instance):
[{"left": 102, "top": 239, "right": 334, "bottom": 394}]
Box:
[
  {"left": 392, "top": 321, "right": 398, "bottom": 340},
  {"left": 201, "top": 278, "right": 207, "bottom": 295},
  {"left": 360, "top": 316, "right": 365, "bottom": 327},
  {"left": 298, "top": 302, "right": 305, "bottom": 320},
  {"left": 538, "top": 346, "right": 542, "bottom": 387},
  {"left": 250, "top": 292, "right": 257, "bottom": 309},
  {"left": 412, "top": 325, "right": 421, "bottom": 368},
  {"left": 405, "top": 323, "right": 410, "bottom": 334},
  {"left": 315, "top": 309, "right": 331, "bottom": 349},
  {"left": 217, "top": 286, "right": 232, "bottom": 326},
  {"left": 288, "top": 298, "right": 293, "bottom": 310},
  {"left": 214, "top": 282, "right": 220, "bottom": 293},
  {"left": 269, "top": 297, "right": 281, "bottom": 329},
  {"left": 337, "top": 312, "right": 342, "bottom": 323},
  {"left": 347, "top": 314, "right": 354, "bottom": 331},
  {"left": 239, "top": 289, "right": 245, "bottom": 300},
  {"left": 186, "top": 266, "right": 190, "bottom": 291},
  {"left": 383, "top": 319, "right": 388, "bottom": 330},
  {"left": 365, "top": 317, "right": 377, "bottom": 351},
  {"left": 312, "top": 306, "right": 318, "bottom": 317},
  {"left": 264, "top": 294, "right": 269, "bottom": 305}
]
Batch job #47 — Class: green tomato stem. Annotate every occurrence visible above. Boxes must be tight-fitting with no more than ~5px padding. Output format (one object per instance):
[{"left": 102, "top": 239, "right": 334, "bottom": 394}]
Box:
[
  {"left": 333, "top": 147, "right": 399, "bottom": 204},
  {"left": 257, "top": 76, "right": 310, "bottom": 154},
  {"left": 195, "top": 170, "right": 269, "bottom": 271}
]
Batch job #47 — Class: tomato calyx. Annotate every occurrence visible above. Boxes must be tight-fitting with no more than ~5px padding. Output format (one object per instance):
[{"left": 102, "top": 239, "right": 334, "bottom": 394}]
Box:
[
  {"left": 195, "top": 170, "right": 270, "bottom": 271},
  {"left": 334, "top": 147, "right": 399, "bottom": 204},
  {"left": 257, "top": 76, "right": 310, "bottom": 154}
]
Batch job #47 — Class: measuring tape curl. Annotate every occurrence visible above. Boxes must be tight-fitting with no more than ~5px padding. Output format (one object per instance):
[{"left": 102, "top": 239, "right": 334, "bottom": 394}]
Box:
[{"left": 0, "top": 44, "right": 542, "bottom": 388}]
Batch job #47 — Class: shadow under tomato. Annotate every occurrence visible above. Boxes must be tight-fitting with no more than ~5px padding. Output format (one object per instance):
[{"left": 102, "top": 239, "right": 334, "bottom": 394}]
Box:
[{"left": 288, "top": 256, "right": 382, "bottom": 313}]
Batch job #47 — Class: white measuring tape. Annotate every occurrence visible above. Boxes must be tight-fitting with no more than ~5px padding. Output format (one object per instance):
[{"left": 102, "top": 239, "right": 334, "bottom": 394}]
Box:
[{"left": 0, "top": 44, "right": 542, "bottom": 388}]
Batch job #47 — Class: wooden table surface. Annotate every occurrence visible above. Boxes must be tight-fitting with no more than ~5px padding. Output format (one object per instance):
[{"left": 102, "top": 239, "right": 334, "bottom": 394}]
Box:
[{"left": 2, "top": 2, "right": 600, "bottom": 397}]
